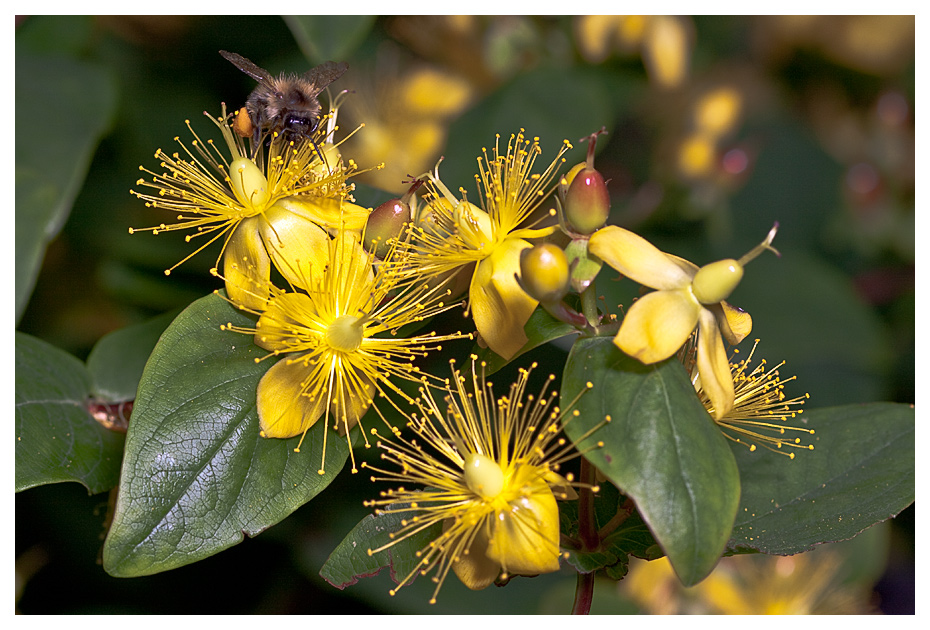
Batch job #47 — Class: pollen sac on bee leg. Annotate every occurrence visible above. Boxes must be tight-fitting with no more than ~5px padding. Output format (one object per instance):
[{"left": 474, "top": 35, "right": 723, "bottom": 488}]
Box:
[{"left": 232, "top": 107, "right": 254, "bottom": 139}]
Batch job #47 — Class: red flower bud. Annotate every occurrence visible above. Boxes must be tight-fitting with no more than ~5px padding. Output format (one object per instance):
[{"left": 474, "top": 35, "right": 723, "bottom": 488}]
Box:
[{"left": 562, "top": 128, "right": 610, "bottom": 235}]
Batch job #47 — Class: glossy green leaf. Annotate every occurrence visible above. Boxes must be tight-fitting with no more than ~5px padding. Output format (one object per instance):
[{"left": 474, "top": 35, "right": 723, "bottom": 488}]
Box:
[
  {"left": 472, "top": 304, "right": 577, "bottom": 374},
  {"left": 102, "top": 292, "right": 349, "bottom": 577},
  {"left": 15, "top": 332, "right": 125, "bottom": 493},
  {"left": 85, "top": 309, "right": 180, "bottom": 402},
  {"left": 15, "top": 53, "right": 117, "bottom": 322},
  {"left": 321, "top": 501, "right": 443, "bottom": 591},
  {"left": 285, "top": 15, "right": 376, "bottom": 63},
  {"left": 561, "top": 337, "right": 740, "bottom": 586},
  {"left": 728, "top": 402, "right": 914, "bottom": 555}
]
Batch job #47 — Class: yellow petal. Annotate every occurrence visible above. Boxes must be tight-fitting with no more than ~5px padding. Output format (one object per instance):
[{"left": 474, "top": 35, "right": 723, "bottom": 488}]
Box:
[
  {"left": 615, "top": 288, "right": 701, "bottom": 363},
  {"left": 259, "top": 204, "right": 332, "bottom": 290},
  {"left": 469, "top": 238, "right": 537, "bottom": 360},
  {"left": 711, "top": 301, "right": 752, "bottom": 346},
  {"left": 223, "top": 217, "right": 271, "bottom": 311},
  {"left": 589, "top": 225, "right": 693, "bottom": 290},
  {"left": 486, "top": 469, "right": 560, "bottom": 576},
  {"left": 254, "top": 292, "right": 316, "bottom": 353},
  {"left": 696, "top": 308, "right": 735, "bottom": 419},
  {"left": 273, "top": 196, "right": 369, "bottom": 232},
  {"left": 508, "top": 225, "right": 558, "bottom": 241},
  {"left": 256, "top": 355, "right": 326, "bottom": 438},
  {"left": 329, "top": 368, "right": 375, "bottom": 436},
  {"left": 449, "top": 519, "right": 500, "bottom": 591}
]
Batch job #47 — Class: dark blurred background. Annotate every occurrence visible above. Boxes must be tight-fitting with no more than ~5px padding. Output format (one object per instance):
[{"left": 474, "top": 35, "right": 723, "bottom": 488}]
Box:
[{"left": 15, "top": 15, "right": 914, "bottom": 614}]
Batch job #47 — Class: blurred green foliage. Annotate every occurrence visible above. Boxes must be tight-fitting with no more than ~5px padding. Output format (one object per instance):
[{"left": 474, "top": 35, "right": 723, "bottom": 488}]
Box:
[{"left": 15, "top": 15, "right": 913, "bottom": 614}]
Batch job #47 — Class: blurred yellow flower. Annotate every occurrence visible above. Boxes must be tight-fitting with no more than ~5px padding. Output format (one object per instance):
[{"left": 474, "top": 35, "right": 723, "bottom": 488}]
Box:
[
  {"left": 625, "top": 550, "right": 875, "bottom": 614},
  {"left": 641, "top": 16, "right": 691, "bottom": 88},
  {"left": 221, "top": 228, "right": 468, "bottom": 474},
  {"left": 589, "top": 224, "right": 779, "bottom": 418},
  {"left": 694, "top": 87, "right": 743, "bottom": 137},
  {"left": 411, "top": 130, "right": 571, "bottom": 359},
  {"left": 364, "top": 358, "right": 596, "bottom": 603},
  {"left": 573, "top": 15, "right": 689, "bottom": 86},
  {"left": 130, "top": 106, "right": 369, "bottom": 310},
  {"left": 340, "top": 64, "right": 473, "bottom": 194}
]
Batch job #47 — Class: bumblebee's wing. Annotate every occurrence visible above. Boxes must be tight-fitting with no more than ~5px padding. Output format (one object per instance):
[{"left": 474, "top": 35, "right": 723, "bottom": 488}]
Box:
[
  {"left": 220, "top": 50, "right": 275, "bottom": 86},
  {"left": 302, "top": 61, "right": 349, "bottom": 94}
]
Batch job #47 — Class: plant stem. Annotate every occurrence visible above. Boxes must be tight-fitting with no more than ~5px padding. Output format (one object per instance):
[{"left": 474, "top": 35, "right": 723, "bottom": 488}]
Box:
[
  {"left": 580, "top": 285, "right": 599, "bottom": 328},
  {"left": 572, "top": 570, "right": 595, "bottom": 615},
  {"left": 571, "top": 456, "right": 600, "bottom": 614},
  {"left": 578, "top": 457, "right": 600, "bottom": 550}
]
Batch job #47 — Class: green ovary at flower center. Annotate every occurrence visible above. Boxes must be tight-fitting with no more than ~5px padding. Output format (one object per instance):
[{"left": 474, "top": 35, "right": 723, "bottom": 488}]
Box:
[
  {"left": 325, "top": 315, "right": 364, "bottom": 352},
  {"left": 463, "top": 453, "right": 505, "bottom": 499},
  {"left": 229, "top": 157, "right": 271, "bottom": 214}
]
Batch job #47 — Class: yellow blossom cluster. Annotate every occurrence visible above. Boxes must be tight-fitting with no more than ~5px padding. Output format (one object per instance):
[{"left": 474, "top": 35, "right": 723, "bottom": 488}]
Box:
[{"left": 131, "top": 67, "right": 800, "bottom": 603}]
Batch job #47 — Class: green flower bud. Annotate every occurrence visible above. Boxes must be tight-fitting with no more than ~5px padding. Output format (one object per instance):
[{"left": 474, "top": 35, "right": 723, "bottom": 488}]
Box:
[
  {"left": 519, "top": 243, "right": 570, "bottom": 303},
  {"left": 691, "top": 258, "right": 743, "bottom": 304}
]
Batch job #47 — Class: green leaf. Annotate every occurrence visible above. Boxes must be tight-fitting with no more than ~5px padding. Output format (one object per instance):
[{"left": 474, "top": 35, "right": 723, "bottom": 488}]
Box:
[
  {"left": 560, "top": 483, "right": 662, "bottom": 579},
  {"left": 15, "top": 332, "right": 125, "bottom": 493},
  {"left": 285, "top": 15, "right": 376, "bottom": 63},
  {"left": 85, "top": 309, "right": 180, "bottom": 402},
  {"left": 102, "top": 292, "right": 348, "bottom": 577},
  {"left": 321, "top": 501, "right": 443, "bottom": 591},
  {"left": 15, "top": 52, "right": 117, "bottom": 322},
  {"left": 728, "top": 402, "right": 914, "bottom": 555},
  {"left": 561, "top": 337, "right": 740, "bottom": 586},
  {"left": 471, "top": 305, "right": 577, "bottom": 374}
]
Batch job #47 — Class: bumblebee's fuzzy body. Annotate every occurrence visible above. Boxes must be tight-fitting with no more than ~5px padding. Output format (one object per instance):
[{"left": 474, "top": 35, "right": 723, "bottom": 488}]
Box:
[{"left": 220, "top": 50, "right": 348, "bottom": 150}]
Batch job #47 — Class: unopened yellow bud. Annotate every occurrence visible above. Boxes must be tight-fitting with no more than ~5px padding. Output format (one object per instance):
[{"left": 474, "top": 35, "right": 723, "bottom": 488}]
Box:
[
  {"left": 692, "top": 258, "right": 743, "bottom": 304},
  {"left": 229, "top": 157, "right": 269, "bottom": 212},
  {"left": 463, "top": 453, "right": 504, "bottom": 499},
  {"left": 519, "top": 243, "right": 570, "bottom": 303}
]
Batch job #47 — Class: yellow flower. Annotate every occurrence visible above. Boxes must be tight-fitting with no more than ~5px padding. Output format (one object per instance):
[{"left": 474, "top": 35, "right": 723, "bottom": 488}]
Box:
[
  {"left": 130, "top": 105, "right": 370, "bottom": 310},
  {"left": 410, "top": 130, "right": 572, "bottom": 359},
  {"left": 363, "top": 358, "right": 598, "bottom": 604},
  {"left": 625, "top": 551, "right": 875, "bottom": 614},
  {"left": 221, "top": 228, "right": 469, "bottom": 475},
  {"left": 588, "top": 224, "right": 779, "bottom": 418},
  {"left": 688, "top": 339, "right": 814, "bottom": 458}
]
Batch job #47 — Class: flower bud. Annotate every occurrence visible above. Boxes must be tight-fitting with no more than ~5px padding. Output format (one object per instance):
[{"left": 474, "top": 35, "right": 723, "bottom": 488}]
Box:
[
  {"left": 365, "top": 197, "right": 411, "bottom": 259},
  {"left": 229, "top": 157, "right": 269, "bottom": 212},
  {"left": 519, "top": 243, "right": 570, "bottom": 303},
  {"left": 562, "top": 128, "right": 610, "bottom": 235},
  {"left": 691, "top": 258, "right": 743, "bottom": 304},
  {"left": 564, "top": 167, "right": 610, "bottom": 234}
]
